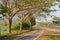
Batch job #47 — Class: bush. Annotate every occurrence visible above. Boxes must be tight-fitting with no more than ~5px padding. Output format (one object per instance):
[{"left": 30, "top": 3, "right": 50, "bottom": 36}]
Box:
[
  {"left": 12, "top": 22, "right": 20, "bottom": 30},
  {"left": 22, "top": 19, "right": 30, "bottom": 29},
  {"left": 12, "top": 16, "right": 36, "bottom": 30},
  {"left": 12, "top": 20, "right": 30, "bottom": 30},
  {"left": 30, "top": 16, "right": 36, "bottom": 26}
]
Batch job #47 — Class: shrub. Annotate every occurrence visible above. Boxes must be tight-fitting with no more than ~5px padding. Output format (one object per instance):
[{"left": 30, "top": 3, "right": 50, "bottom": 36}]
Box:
[
  {"left": 12, "top": 20, "right": 30, "bottom": 30},
  {"left": 22, "top": 19, "right": 30, "bottom": 29},
  {"left": 12, "top": 16, "right": 36, "bottom": 30},
  {"left": 12, "top": 22, "right": 20, "bottom": 30},
  {"left": 30, "top": 16, "right": 36, "bottom": 26}
]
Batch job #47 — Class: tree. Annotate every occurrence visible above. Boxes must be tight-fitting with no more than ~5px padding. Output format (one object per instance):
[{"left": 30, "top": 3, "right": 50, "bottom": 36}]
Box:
[
  {"left": 16, "top": 0, "right": 54, "bottom": 31},
  {"left": 53, "top": 16, "right": 60, "bottom": 21},
  {"left": 0, "top": 0, "right": 22, "bottom": 33},
  {"left": 16, "top": 10, "right": 32, "bottom": 31},
  {"left": 0, "top": 0, "right": 38, "bottom": 33},
  {"left": 0, "top": 0, "right": 54, "bottom": 32},
  {"left": 56, "top": 0, "right": 60, "bottom": 2},
  {"left": 28, "top": 15, "right": 36, "bottom": 30},
  {"left": 0, "top": 0, "right": 30, "bottom": 33}
]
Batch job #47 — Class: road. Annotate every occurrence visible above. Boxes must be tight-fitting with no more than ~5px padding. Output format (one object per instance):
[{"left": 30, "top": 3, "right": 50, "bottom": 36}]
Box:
[
  {"left": 15, "top": 26, "right": 60, "bottom": 40},
  {"left": 33, "top": 26, "right": 60, "bottom": 32},
  {"left": 15, "top": 30, "right": 43, "bottom": 40}
]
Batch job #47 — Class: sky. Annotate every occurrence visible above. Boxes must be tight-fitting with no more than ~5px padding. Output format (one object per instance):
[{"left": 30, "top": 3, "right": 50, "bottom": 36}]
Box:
[
  {"left": 50, "top": 1, "right": 60, "bottom": 17},
  {"left": 36, "top": 1, "right": 60, "bottom": 22},
  {"left": 0, "top": 0, "right": 60, "bottom": 22}
]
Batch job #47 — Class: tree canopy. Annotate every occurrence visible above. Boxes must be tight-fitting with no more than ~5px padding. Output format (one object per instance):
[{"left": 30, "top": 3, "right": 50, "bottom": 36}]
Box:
[{"left": 0, "top": 0, "right": 54, "bottom": 33}]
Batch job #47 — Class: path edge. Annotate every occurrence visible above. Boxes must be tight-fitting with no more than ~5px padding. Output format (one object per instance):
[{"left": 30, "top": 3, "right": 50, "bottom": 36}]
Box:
[{"left": 33, "top": 30, "right": 44, "bottom": 40}]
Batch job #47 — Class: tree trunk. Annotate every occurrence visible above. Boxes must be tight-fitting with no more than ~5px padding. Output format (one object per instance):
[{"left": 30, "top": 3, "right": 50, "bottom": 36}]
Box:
[
  {"left": 28, "top": 17, "right": 32, "bottom": 31},
  {"left": 29, "top": 20, "right": 32, "bottom": 31},
  {"left": 8, "top": 19, "right": 12, "bottom": 33},
  {"left": 20, "top": 19, "right": 23, "bottom": 32},
  {"left": 30, "top": 22, "right": 32, "bottom": 31}
]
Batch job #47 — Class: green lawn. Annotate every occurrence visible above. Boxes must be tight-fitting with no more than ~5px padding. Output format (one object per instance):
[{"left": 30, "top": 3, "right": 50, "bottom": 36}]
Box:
[{"left": 37, "top": 30, "right": 60, "bottom": 40}]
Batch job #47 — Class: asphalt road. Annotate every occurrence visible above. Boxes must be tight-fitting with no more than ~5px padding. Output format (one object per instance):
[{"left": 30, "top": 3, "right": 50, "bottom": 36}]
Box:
[{"left": 15, "top": 30, "right": 42, "bottom": 40}]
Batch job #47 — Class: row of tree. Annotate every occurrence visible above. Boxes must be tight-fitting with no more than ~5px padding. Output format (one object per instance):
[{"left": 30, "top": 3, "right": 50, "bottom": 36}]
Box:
[{"left": 0, "top": 0, "right": 54, "bottom": 33}]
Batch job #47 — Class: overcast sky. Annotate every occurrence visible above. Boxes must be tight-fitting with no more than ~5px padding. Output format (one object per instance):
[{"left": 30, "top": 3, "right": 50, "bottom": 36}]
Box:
[
  {"left": 0, "top": 0, "right": 60, "bottom": 22},
  {"left": 36, "top": 1, "right": 60, "bottom": 22}
]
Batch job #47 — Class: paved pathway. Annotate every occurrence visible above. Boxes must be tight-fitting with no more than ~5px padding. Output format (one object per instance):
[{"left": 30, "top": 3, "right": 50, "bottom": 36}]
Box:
[{"left": 15, "top": 30, "right": 43, "bottom": 40}]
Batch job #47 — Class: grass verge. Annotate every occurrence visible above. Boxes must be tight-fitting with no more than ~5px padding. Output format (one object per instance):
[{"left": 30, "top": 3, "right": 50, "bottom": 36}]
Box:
[
  {"left": 0, "top": 30, "right": 37, "bottom": 40},
  {"left": 37, "top": 30, "right": 60, "bottom": 40}
]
